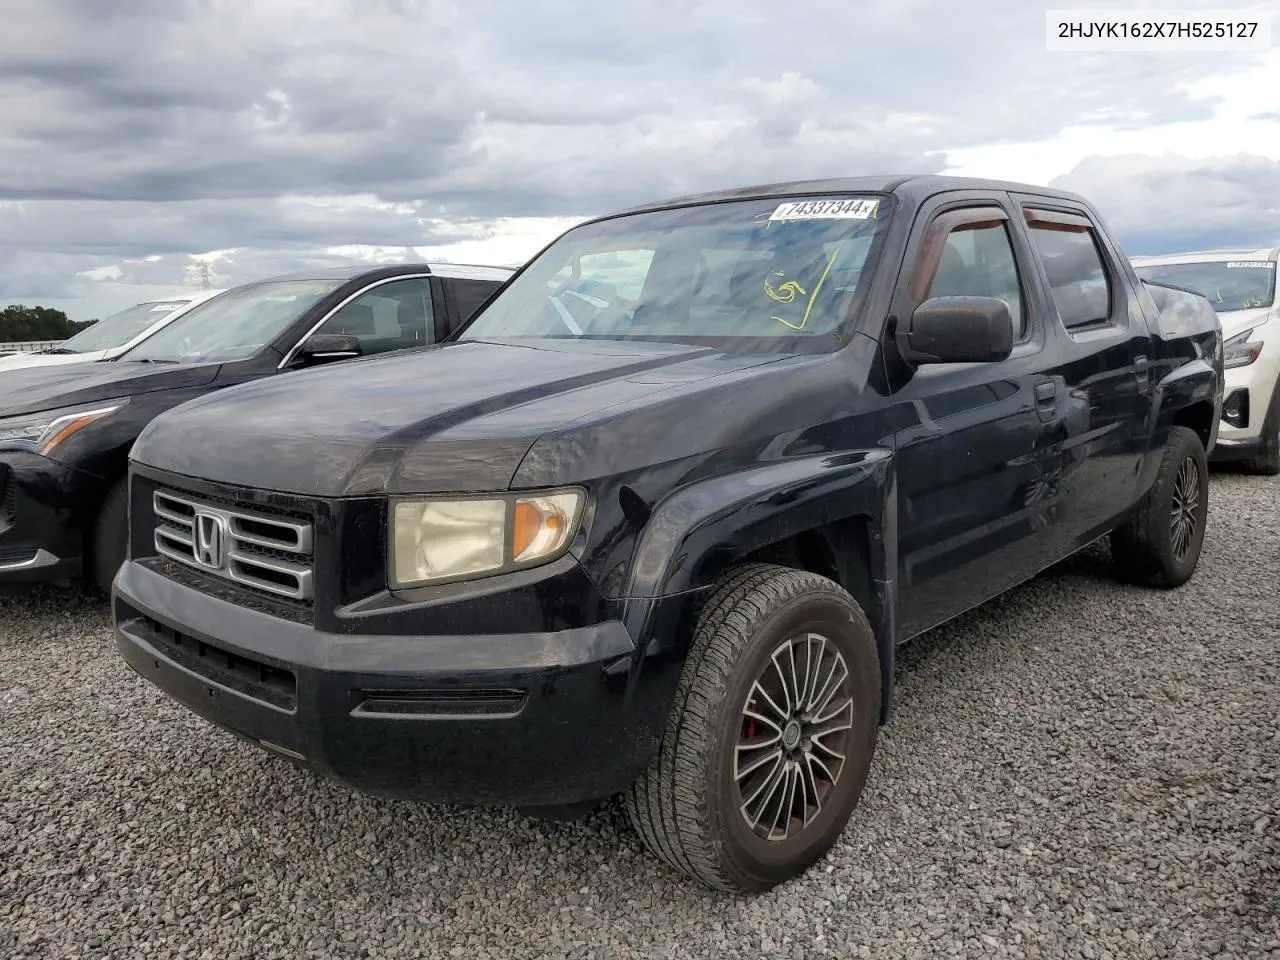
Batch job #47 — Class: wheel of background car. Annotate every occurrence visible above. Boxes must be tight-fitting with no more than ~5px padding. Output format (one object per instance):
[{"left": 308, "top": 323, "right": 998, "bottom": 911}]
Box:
[
  {"left": 1109, "top": 425, "right": 1209, "bottom": 588},
  {"left": 89, "top": 478, "right": 128, "bottom": 596},
  {"left": 1242, "top": 385, "right": 1280, "bottom": 476},
  {"left": 625, "top": 563, "right": 880, "bottom": 893}
]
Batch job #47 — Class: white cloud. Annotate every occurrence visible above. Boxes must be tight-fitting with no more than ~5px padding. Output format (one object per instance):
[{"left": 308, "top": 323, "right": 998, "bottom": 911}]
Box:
[{"left": 2, "top": 0, "right": 1278, "bottom": 319}]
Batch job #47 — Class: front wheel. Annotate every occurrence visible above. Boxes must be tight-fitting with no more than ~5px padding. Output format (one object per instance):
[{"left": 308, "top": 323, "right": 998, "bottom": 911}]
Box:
[
  {"left": 1241, "top": 385, "right": 1280, "bottom": 476},
  {"left": 625, "top": 564, "right": 881, "bottom": 893},
  {"left": 88, "top": 479, "right": 128, "bottom": 596},
  {"left": 1111, "top": 425, "right": 1208, "bottom": 588}
]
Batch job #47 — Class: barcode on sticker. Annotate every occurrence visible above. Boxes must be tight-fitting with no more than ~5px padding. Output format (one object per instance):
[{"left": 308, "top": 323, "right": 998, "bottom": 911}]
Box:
[
  {"left": 1226, "top": 261, "right": 1275, "bottom": 269},
  {"left": 769, "top": 198, "right": 879, "bottom": 222}
]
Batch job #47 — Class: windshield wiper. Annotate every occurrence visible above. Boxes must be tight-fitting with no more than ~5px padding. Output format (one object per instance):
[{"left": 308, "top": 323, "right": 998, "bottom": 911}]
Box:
[
  {"left": 41, "top": 347, "right": 79, "bottom": 355},
  {"left": 129, "top": 357, "right": 181, "bottom": 365}
]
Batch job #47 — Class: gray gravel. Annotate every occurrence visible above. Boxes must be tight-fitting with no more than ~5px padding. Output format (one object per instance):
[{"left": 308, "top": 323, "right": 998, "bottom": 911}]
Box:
[{"left": 1, "top": 472, "right": 1277, "bottom": 960}]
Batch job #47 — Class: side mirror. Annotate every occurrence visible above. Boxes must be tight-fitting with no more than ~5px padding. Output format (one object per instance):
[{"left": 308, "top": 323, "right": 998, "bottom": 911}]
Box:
[
  {"left": 297, "top": 333, "right": 362, "bottom": 365},
  {"left": 898, "top": 296, "right": 1014, "bottom": 365}
]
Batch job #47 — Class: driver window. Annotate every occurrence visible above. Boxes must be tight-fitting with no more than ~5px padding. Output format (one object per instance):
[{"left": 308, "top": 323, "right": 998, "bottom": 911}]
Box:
[
  {"left": 314, "top": 278, "right": 434, "bottom": 357},
  {"left": 927, "top": 222, "right": 1027, "bottom": 339}
]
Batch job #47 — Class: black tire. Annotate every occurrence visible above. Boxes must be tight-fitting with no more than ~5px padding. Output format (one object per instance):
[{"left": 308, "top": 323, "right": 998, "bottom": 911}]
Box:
[
  {"left": 1111, "top": 425, "right": 1208, "bottom": 588},
  {"left": 1241, "top": 386, "right": 1280, "bottom": 476},
  {"left": 87, "top": 479, "right": 128, "bottom": 596},
  {"left": 625, "top": 563, "right": 881, "bottom": 893}
]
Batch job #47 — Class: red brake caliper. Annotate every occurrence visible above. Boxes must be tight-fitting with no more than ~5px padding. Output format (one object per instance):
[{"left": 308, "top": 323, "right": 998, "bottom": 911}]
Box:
[{"left": 746, "top": 699, "right": 757, "bottom": 739}]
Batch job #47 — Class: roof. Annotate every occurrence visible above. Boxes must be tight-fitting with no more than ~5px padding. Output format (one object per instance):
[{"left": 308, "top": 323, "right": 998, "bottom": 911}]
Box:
[
  {"left": 611, "top": 174, "right": 1089, "bottom": 218},
  {"left": 260, "top": 262, "right": 516, "bottom": 283},
  {"left": 425, "top": 262, "right": 517, "bottom": 281},
  {"left": 152, "top": 288, "right": 226, "bottom": 304},
  {"left": 1130, "top": 247, "right": 1280, "bottom": 266}
]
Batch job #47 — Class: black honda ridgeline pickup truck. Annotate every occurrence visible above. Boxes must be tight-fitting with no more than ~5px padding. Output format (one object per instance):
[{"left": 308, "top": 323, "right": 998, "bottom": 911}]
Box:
[{"left": 115, "top": 176, "right": 1223, "bottom": 893}]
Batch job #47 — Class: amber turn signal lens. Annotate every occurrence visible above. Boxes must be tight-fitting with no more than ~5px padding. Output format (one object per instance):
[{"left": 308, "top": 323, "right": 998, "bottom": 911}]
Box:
[{"left": 511, "top": 493, "right": 580, "bottom": 563}]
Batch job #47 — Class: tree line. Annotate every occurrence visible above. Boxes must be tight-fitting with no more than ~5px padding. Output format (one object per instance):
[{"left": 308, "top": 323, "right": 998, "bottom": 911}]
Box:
[{"left": 0, "top": 305, "right": 96, "bottom": 343}]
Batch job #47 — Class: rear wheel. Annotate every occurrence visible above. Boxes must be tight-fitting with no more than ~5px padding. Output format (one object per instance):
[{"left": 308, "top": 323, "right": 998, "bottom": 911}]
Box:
[
  {"left": 1111, "top": 425, "right": 1208, "bottom": 588},
  {"left": 625, "top": 563, "right": 881, "bottom": 893},
  {"left": 87, "top": 479, "right": 127, "bottom": 596}
]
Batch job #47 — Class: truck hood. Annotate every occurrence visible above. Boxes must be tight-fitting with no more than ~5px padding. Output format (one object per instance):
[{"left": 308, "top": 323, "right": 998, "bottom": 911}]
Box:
[
  {"left": 0, "top": 360, "right": 220, "bottom": 417},
  {"left": 132, "top": 339, "right": 785, "bottom": 497}
]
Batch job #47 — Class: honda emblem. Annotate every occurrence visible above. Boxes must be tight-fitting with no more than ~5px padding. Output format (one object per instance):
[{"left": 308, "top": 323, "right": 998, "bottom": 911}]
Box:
[{"left": 194, "top": 512, "right": 228, "bottom": 570}]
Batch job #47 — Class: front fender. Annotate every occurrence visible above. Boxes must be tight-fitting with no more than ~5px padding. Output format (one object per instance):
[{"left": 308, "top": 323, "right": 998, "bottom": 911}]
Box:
[
  {"left": 613, "top": 447, "right": 899, "bottom": 734},
  {"left": 624, "top": 448, "right": 893, "bottom": 600}
]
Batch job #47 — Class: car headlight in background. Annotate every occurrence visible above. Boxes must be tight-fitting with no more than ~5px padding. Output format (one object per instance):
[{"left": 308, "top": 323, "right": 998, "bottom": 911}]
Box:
[
  {"left": 1223, "top": 328, "right": 1264, "bottom": 369},
  {"left": 391, "top": 489, "right": 585, "bottom": 588},
  {"left": 0, "top": 402, "right": 127, "bottom": 456}
]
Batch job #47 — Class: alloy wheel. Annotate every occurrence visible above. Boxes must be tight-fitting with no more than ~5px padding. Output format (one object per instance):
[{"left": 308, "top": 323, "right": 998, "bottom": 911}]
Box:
[
  {"left": 734, "top": 632, "right": 854, "bottom": 842},
  {"left": 1170, "top": 456, "right": 1200, "bottom": 561}
]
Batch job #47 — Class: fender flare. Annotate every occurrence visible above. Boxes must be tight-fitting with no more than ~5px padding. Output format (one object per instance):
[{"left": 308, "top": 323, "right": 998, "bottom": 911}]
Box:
[{"left": 618, "top": 448, "right": 899, "bottom": 723}]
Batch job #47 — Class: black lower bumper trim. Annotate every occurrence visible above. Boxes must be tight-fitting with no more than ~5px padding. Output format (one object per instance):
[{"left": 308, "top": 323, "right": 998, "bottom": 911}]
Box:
[{"left": 113, "top": 561, "right": 660, "bottom": 807}]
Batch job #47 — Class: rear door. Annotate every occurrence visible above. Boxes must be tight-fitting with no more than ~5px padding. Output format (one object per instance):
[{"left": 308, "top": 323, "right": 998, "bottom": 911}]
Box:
[
  {"left": 887, "top": 193, "right": 1066, "bottom": 639},
  {"left": 1010, "top": 197, "right": 1153, "bottom": 549}
]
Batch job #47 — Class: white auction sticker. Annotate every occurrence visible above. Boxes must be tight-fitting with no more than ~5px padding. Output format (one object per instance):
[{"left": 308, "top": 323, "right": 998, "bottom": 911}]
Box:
[
  {"left": 769, "top": 198, "right": 879, "bottom": 222},
  {"left": 149, "top": 303, "right": 181, "bottom": 311},
  {"left": 1226, "top": 261, "right": 1275, "bottom": 269}
]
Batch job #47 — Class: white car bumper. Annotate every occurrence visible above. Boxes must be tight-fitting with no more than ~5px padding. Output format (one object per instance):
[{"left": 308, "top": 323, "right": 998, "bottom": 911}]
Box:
[{"left": 1213, "top": 337, "right": 1280, "bottom": 459}]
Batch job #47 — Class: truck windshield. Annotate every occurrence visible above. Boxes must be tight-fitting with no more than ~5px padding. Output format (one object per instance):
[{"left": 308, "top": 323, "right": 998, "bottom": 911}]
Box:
[
  {"left": 56, "top": 299, "right": 194, "bottom": 353},
  {"left": 1134, "top": 261, "right": 1276, "bottom": 312},
  {"left": 123, "top": 280, "right": 342, "bottom": 364},
  {"left": 460, "top": 194, "right": 893, "bottom": 350}
]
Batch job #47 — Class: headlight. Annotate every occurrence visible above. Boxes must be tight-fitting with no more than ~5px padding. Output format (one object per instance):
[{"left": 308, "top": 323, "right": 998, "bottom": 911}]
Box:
[
  {"left": 390, "top": 488, "right": 585, "bottom": 588},
  {"left": 0, "top": 402, "right": 127, "bottom": 455},
  {"left": 1223, "top": 328, "right": 1263, "bottom": 369}
]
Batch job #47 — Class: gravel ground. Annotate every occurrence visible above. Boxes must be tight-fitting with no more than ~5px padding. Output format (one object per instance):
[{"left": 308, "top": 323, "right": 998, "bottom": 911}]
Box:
[{"left": 1, "top": 471, "right": 1277, "bottom": 960}]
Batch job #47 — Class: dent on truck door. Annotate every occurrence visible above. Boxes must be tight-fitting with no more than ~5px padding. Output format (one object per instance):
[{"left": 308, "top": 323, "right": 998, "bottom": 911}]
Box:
[
  {"left": 1016, "top": 203, "right": 1150, "bottom": 550},
  {"left": 888, "top": 202, "right": 1063, "bottom": 640}
]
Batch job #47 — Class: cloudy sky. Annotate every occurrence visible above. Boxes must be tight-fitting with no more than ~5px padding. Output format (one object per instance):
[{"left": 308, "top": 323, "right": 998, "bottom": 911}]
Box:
[{"left": 1, "top": 0, "right": 1277, "bottom": 321}]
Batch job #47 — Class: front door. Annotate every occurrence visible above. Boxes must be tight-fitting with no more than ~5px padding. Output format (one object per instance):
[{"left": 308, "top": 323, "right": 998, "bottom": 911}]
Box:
[{"left": 886, "top": 195, "right": 1066, "bottom": 640}]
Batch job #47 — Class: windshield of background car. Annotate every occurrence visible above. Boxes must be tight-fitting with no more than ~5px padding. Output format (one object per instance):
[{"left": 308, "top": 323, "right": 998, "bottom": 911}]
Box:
[
  {"left": 58, "top": 300, "right": 194, "bottom": 353},
  {"left": 460, "top": 194, "right": 895, "bottom": 350},
  {"left": 1134, "top": 260, "right": 1277, "bottom": 312},
  {"left": 123, "top": 280, "right": 343, "bottom": 363}
]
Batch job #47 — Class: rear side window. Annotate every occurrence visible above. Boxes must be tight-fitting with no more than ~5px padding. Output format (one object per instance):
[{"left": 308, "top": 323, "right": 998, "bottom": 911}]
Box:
[
  {"left": 1025, "top": 212, "right": 1113, "bottom": 330},
  {"left": 449, "top": 278, "right": 504, "bottom": 324}
]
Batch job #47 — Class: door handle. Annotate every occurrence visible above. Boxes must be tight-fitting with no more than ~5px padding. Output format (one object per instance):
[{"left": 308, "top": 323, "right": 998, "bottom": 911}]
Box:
[
  {"left": 1134, "top": 355, "right": 1149, "bottom": 379},
  {"left": 1034, "top": 380, "right": 1056, "bottom": 422}
]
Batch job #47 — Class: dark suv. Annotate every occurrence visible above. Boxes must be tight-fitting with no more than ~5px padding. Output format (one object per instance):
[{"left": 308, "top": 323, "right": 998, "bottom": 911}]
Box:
[
  {"left": 114, "top": 176, "right": 1221, "bottom": 892},
  {"left": 0, "top": 262, "right": 511, "bottom": 592}
]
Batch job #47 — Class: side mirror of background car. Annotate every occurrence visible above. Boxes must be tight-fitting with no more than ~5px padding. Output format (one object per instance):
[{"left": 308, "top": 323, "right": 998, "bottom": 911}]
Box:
[
  {"left": 897, "top": 296, "right": 1014, "bottom": 365},
  {"left": 298, "top": 333, "right": 363, "bottom": 365}
]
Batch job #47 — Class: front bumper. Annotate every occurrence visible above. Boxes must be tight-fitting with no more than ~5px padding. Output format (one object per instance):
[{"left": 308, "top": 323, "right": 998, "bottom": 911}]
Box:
[
  {"left": 1211, "top": 350, "right": 1279, "bottom": 460},
  {"left": 0, "top": 451, "right": 93, "bottom": 582},
  {"left": 113, "top": 560, "right": 666, "bottom": 807}
]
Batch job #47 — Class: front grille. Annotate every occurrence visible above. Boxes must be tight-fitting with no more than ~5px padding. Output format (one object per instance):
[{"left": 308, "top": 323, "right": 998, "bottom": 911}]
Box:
[{"left": 152, "top": 489, "right": 314, "bottom": 602}]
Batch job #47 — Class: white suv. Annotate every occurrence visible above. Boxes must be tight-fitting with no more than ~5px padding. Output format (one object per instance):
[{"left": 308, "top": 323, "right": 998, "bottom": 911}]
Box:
[
  {"left": 1133, "top": 248, "right": 1279, "bottom": 474},
  {"left": 0, "top": 289, "right": 226, "bottom": 373}
]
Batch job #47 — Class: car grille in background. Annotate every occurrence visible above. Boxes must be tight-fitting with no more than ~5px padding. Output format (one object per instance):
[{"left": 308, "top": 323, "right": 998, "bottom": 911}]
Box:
[
  {"left": 152, "top": 489, "right": 314, "bottom": 602},
  {"left": 0, "top": 470, "right": 14, "bottom": 528}
]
